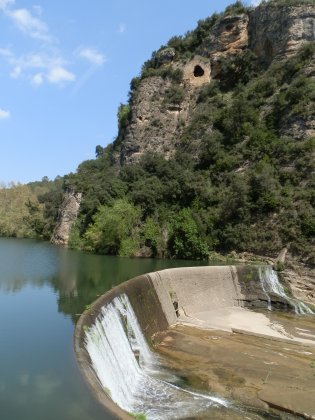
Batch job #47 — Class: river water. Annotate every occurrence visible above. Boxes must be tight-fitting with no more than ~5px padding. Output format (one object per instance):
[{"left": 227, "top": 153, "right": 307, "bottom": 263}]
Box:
[{"left": 0, "top": 238, "right": 207, "bottom": 420}]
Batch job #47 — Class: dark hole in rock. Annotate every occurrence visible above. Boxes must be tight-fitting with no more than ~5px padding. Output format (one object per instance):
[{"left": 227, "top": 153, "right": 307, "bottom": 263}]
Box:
[
  {"left": 194, "top": 65, "right": 205, "bottom": 77},
  {"left": 173, "top": 301, "right": 179, "bottom": 317},
  {"left": 225, "top": 23, "right": 234, "bottom": 31}
]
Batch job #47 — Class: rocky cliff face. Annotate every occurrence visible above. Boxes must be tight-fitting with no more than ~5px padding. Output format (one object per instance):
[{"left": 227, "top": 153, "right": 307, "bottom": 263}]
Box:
[
  {"left": 249, "top": 3, "right": 315, "bottom": 65},
  {"left": 114, "top": 1, "right": 315, "bottom": 165},
  {"left": 201, "top": 13, "right": 249, "bottom": 76},
  {"left": 119, "top": 56, "right": 212, "bottom": 165},
  {"left": 51, "top": 190, "right": 82, "bottom": 247},
  {"left": 120, "top": 75, "right": 184, "bottom": 164}
]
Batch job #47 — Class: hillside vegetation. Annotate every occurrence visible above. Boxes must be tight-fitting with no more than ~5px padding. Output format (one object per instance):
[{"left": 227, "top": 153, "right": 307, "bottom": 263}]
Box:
[
  {"left": 66, "top": 41, "right": 315, "bottom": 264},
  {"left": 0, "top": 178, "right": 63, "bottom": 240},
  {"left": 1, "top": 1, "right": 314, "bottom": 265}
]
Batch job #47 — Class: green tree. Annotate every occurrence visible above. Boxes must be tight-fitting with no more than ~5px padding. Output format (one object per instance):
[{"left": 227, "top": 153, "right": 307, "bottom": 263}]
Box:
[
  {"left": 141, "top": 217, "right": 168, "bottom": 257},
  {"left": 168, "top": 208, "right": 209, "bottom": 260},
  {"left": 117, "top": 104, "right": 131, "bottom": 130},
  {"left": 249, "top": 161, "right": 280, "bottom": 213},
  {"left": 83, "top": 199, "right": 141, "bottom": 255}
]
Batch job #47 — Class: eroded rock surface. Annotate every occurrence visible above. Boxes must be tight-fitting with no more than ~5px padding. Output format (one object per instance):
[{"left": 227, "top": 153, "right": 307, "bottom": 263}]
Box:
[
  {"left": 231, "top": 251, "right": 315, "bottom": 308},
  {"left": 51, "top": 190, "right": 82, "bottom": 247},
  {"left": 282, "top": 261, "right": 315, "bottom": 308},
  {"left": 204, "top": 13, "right": 249, "bottom": 77},
  {"left": 249, "top": 3, "right": 315, "bottom": 65},
  {"left": 154, "top": 321, "right": 315, "bottom": 419},
  {"left": 120, "top": 76, "right": 181, "bottom": 164},
  {"left": 114, "top": 2, "right": 315, "bottom": 165}
]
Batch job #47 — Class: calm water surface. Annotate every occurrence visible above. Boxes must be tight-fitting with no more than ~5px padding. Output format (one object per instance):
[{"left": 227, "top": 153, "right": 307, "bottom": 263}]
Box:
[{"left": 0, "top": 238, "right": 207, "bottom": 420}]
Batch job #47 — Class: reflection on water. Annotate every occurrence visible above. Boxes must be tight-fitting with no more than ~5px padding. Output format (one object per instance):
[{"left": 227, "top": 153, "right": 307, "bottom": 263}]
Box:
[
  {"left": 0, "top": 238, "right": 206, "bottom": 319},
  {"left": 0, "top": 238, "right": 207, "bottom": 420},
  {"left": 0, "top": 238, "right": 56, "bottom": 292}
]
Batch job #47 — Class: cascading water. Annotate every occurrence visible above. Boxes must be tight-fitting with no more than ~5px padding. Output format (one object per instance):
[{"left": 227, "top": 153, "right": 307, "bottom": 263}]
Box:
[
  {"left": 84, "top": 294, "right": 228, "bottom": 419},
  {"left": 259, "top": 266, "right": 314, "bottom": 315}
]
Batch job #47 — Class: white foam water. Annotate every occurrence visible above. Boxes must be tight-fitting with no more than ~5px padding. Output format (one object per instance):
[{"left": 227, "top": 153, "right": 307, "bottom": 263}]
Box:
[
  {"left": 259, "top": 266, "right": 314, "bottom": 315},
  {"left": 84, "top": 294, "right": 228, "bottom": 419}
]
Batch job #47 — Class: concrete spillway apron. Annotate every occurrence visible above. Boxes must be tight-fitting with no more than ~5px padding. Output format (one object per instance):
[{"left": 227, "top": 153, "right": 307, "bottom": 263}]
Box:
[
  {"left": 74, "top": 266, "right": 242, "bottom": 418},
  {"left": 74, "top": 265, "right": 315, "bottom": 419}
]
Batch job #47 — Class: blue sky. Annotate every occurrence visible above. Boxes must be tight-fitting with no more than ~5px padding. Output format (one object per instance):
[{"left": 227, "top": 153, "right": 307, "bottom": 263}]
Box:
[{"left": 0, "top": 0, "right": 240, "bottom": 184}]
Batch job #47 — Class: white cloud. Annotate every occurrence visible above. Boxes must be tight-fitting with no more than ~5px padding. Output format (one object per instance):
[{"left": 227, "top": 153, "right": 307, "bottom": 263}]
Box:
[
  {"left": 0, "top": 0, "right": 14, "bottom": 11},
  {"left": 10, "top": 65, "right": 21, "bottom": 78},
  {"left": 20, "top": 53, "right": 47, "bottom": 69},
  {"left": 77, "top": 47, "right": 105, "bottom": 66},
  {"left": 7, "top": 8, "right": 51, "bottom": 42},
  {"left": 47, "top": 66, "right": 75, "bottom": 84},
  {"left": 0, "top": 0, "right": 52, "bottom": 42},
  {"left": 0, "top": 47, "right": 14, "bottom": 60},
  {"left": 0, "top": 108, "right": 10, "bottom": 119},
  {"left": 118, "top": 23, "right": 126, "bottom": 34},
  {"left": 0, "top": 5, "right": 101, "bottom": 89},
  {"left": 72, "top": 47, "right": 106, "bottom": 93},
  {"left": 31, "top": 72, "right": 43, "bottom": 85},
  {"left": 32, "top": 5, "right": 42, "bottom": 16},
  {"left": 0, "top": 48, "right": 76, "bottom": 86}
]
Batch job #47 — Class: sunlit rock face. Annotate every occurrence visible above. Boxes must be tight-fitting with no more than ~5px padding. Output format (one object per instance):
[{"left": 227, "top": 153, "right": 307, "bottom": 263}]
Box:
[
  {"left": 181, "top": 56, "right": 211, "bottom": 87},
  {"left": 119, "top": 75, "right": 183, "bottom": 165},
  {"left": 202, "top": 13, "right": 249, "bottom": 78},
  {"left": 209, "top": 13, "right": 249, "bottom": 54},
  {"left": 114, "top": 2, "right": 315, "bottom": 165},
  {"left": 249, "top": 3, "right": 315, "bottom": 66},
  {"left": 51, "top": 190, "right": 82, "bottom": 246},
  {"left": 119, "top": 55, "right": 212, "bottom": 165}
]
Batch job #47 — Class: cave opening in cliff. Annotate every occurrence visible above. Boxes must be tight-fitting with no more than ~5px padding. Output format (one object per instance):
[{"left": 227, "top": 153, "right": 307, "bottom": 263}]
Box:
[
  {"left": 194, "top": 65, "right": 205, "bottom": 77},
  {"left": 225, "top": 23, "right": 234, "bottom": 31}
]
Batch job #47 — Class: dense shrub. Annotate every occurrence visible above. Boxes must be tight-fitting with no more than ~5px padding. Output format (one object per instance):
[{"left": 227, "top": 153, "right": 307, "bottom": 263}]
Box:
[
  {"left": 83, "top": 199, "right": 140, "bottom": 255},
  {"left": 168, "top": 209, "right": 210, "bottom": 260},
  {"left": 118, "top": 104, "right": 131, "bottom": 130},
  {"left": 164, "top": 85, "right": 185, "bottom": 105},
  {"left": 219, "top": 50, "right": 258, "bottom": 91}
]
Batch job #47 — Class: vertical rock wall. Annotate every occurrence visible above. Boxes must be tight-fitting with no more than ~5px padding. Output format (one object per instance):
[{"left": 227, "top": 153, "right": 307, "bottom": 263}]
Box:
[
  {"left": 51, "top": 190, "right": 82, "bottom": 247},
  {"left": 115, "top": 2, "right": 315, "bottom": 165},
  {"left": 249, "top": 3, "right": 315, "bottom": 65}
]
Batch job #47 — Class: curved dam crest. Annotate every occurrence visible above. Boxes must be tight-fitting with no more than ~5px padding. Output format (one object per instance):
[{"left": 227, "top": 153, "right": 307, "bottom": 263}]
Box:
[{"left": 75, "top": 265, "right": 315, "bottom": 419}]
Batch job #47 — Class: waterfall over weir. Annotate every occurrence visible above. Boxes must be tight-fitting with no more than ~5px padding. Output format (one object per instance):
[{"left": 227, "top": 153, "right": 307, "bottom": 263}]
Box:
[
  {"left": 259, "top": 266, "right": 314, "bottom": 314},
  {"left": 84, "top": 294, "right": 227, "bottom": 419}
]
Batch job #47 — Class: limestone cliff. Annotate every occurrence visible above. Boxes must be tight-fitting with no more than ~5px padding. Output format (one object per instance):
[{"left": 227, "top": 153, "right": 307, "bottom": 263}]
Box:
[
  {"left": 51, "top": 190, "right": 82, "bottom": 247},
  {"left": 249, "top": 2, "right": 315, "bottom": 65},
  {"left": 118, "top": 56, "right": 212, "bottom": 165},
  {"left": 113, "top": 0, "right": 315, "bottom": 165}
]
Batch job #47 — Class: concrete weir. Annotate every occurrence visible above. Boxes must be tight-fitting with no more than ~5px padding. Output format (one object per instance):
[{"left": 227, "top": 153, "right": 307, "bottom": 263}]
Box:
[{"left": 74, "top": 265, "right": 315, "bottom": 419}]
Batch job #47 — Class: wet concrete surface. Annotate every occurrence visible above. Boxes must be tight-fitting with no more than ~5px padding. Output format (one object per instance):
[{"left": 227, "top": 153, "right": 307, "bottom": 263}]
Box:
[{"left": 153, "top": 313, "right": 315, "bottom": 419}]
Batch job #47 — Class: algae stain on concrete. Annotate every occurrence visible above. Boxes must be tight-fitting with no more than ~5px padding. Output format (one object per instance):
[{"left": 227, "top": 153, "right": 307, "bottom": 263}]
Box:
[{"left": 153, "top": 323, "right": 315, "bottom": 418}]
